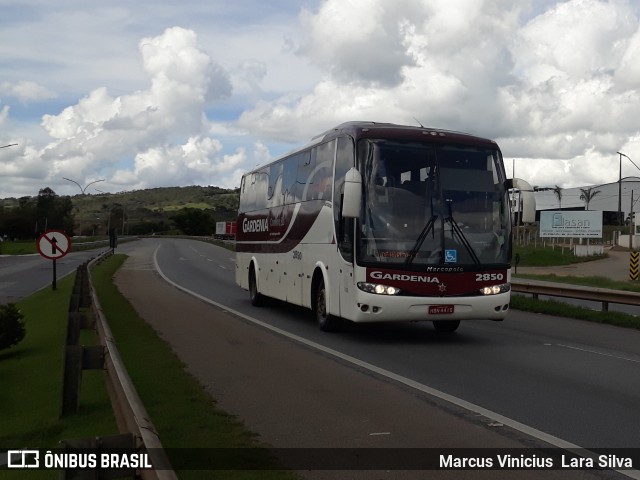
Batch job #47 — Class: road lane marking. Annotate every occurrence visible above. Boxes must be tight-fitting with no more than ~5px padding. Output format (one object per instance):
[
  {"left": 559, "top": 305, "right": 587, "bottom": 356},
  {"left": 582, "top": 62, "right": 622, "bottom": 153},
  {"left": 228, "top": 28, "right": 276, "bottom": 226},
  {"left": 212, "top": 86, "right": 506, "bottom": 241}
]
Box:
[
  {"left": 152, "top": 243, "right": 640, "bottom": 480},
  {"left": 554, "top": 343, "right": 640, "bottom": 364}
]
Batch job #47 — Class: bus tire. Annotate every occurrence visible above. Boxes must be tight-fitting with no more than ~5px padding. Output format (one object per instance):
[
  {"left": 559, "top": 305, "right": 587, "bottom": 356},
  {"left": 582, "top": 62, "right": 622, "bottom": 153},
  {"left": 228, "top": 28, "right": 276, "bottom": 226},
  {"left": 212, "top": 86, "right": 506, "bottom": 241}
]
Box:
[
  {"left": 249, "top": 265, "right": 265, "bottom": 307},
  {"left": 314, "top": 278, "right": 342, "bottom": 332},
  {"left": 433, "top": 320, "right": 460, "bottom": 333}
]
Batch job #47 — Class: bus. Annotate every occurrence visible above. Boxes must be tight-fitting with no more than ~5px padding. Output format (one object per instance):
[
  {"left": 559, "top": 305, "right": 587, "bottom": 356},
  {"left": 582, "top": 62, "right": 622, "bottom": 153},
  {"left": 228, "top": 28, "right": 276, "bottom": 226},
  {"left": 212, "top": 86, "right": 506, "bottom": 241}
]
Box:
[{"left": 235, "top": 122, "right": 535, "bottom": 332}]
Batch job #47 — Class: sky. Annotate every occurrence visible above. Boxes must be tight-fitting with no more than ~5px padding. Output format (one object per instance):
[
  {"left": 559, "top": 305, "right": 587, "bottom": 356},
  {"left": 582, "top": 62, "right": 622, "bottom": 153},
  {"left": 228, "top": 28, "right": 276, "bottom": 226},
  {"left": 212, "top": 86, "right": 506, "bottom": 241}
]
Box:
[{"left": 2, "top": 0, "right": 640, "bottom": 198}]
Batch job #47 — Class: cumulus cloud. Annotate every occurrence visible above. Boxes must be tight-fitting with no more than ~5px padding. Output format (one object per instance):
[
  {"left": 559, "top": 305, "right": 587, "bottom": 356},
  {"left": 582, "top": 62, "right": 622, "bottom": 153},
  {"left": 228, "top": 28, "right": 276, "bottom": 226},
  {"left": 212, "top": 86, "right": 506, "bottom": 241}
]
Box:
[
  {"left": 111, "top": 135, "right": 245, "bottom": 189},
  {"left": 31, "top": 26, "right": 239, "bottom": 191},
  {"left": 4, "top": 0, "right": 640, "bottom": 198},
  {"left": 239, "top": 0, "right": 640, "bottom": 188},
  {"left": 0, "top": 81, "right": 56, "bottom": 103},
  {"left": 0, "top": 105, "right": 9, "bottom": 126}
]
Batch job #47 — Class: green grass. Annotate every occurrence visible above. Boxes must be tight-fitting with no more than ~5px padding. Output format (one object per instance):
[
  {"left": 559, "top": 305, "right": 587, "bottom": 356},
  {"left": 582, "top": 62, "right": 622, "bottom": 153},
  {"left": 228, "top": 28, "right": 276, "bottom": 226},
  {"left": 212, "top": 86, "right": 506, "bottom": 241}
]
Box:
[
  {"left": 0, "top": 275, "right": 118, "bottom": 479},
  {"left": 158, "top": 202, "right": 212, "bottom": 211},
  {"left": 513, "top": 244, "right": 607, "bottom": 267},
  {"left": 510, "top": 251, "right": 640, "bottom": 327},
  {"left": 510, "top": 295, "right": 640, "bottom": 329},
  {"left": 513, "top": 273, "right": 640, "bottom": 293},
  {"left": 90, "top": 255, "right": 299, "bottom": 480},
  {"left": 0, "top": 241, "right": 38, "bottom": 255},
  {"left": 0, "top": 238, "right": 107, "bottom": 255}
]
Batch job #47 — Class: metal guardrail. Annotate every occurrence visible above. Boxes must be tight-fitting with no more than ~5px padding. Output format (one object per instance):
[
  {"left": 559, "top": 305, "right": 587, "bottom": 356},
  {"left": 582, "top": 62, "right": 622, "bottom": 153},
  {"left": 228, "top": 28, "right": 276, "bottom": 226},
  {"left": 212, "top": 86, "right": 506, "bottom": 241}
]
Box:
[
  {"left": 511, "top": 278, "right": 640, "bottom": 312},
  {"left": 88, "top": 250, "right": 178, "bottom": 480}
]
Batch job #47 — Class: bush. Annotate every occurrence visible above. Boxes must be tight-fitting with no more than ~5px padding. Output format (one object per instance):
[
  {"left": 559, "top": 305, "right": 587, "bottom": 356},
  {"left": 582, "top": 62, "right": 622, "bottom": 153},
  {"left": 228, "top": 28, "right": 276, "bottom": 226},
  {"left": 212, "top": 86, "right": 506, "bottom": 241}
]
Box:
[{"left": 0, "top": 303, "right": 26, "bottom": 351}]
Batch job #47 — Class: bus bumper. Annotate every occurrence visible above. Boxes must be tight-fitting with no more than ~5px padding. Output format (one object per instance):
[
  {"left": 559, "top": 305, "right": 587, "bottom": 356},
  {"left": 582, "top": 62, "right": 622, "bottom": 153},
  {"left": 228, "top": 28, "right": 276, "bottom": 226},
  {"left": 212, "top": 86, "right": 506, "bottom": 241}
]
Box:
[{"left": 345, "top": 291, "right": 511, "bottom": 323}]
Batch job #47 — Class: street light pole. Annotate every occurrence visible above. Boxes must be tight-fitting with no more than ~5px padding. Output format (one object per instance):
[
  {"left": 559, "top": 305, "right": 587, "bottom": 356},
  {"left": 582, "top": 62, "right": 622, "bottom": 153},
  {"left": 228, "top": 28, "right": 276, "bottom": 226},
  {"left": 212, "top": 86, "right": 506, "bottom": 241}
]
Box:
[
  {"left": 617, "top": 152, "right": 625, "bottom": 225},
  {"left": 1, "top": 143, "right": 18, "bottom": 149},
  {"left": 63, "top": 177, "right": 105, "bottom": 195},
  {"left": 616, "top": 151, "right": 640, "bottom": 226}
]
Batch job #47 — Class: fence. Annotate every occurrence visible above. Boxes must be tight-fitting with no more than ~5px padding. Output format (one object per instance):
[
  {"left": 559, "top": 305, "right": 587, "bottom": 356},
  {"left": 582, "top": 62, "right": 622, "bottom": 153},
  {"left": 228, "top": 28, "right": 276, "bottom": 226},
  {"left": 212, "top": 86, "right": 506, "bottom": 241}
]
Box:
[{"left": 60, "top": 250, "right": 177, "bottom": 480}]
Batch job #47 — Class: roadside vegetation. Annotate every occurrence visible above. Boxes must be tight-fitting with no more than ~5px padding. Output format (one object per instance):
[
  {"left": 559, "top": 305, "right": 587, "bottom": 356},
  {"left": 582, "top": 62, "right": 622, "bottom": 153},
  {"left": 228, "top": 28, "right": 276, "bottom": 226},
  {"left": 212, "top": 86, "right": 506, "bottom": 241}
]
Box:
[
  {"left": 510, "top": 295, "right": 640, "bottom": 329},
  {"left": 512, "top": 244, "right": 608, "bottom": 267},
  {"left": 0, "top": 255, "right": 298, "bottom": 479},
  {"left": 511, "top": 244, "right": 640, "bottom": 327},
  {"left": 0, "top": 274, "right": 118, "bottom": 480},
  {"left": 90, "top": 255, "right": 299, "bottom": 479},
  {"left": 0, "top": 185, "right": 239, "bottom": 240}
]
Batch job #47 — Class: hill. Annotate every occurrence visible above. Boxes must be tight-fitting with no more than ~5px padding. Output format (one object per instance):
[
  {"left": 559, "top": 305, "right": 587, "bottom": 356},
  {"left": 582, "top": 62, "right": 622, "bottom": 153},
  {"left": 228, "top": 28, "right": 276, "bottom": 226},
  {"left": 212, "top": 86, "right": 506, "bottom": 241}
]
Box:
[{"left": 1, "top": 185, "right": 240, "bottom": 237}]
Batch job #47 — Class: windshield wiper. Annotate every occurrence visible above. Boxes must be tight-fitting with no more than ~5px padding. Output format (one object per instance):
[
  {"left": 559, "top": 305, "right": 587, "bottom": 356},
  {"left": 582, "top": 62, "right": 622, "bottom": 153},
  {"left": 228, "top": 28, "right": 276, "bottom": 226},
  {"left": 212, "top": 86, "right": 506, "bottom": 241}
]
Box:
[
  {"left": 445, "top": 199, "right": 480, "bottom": 264},
  {"left": 405, "top": 214, "right": 438, "bottom": 265}
]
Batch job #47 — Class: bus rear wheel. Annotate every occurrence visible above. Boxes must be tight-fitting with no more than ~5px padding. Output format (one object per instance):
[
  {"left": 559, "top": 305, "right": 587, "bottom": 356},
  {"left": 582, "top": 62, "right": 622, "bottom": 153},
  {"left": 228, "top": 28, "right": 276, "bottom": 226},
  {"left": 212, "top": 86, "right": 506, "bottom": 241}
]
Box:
[
  {"left": 314, "top": 279, "right": 342, "bottom": 332},
  {"left": 249, "top": 266, "right": 265, "bottom": 307},
  {"left": 433, "top": 320, "right": 460, "bottom": 333}
]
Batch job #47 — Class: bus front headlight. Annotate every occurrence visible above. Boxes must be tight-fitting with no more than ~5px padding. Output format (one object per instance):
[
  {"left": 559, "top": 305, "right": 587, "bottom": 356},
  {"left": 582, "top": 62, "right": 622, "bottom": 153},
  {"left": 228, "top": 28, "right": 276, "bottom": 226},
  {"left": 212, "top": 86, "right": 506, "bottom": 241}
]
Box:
[
  {"left": 480, "top": 283, "right": 511, "bottom": 295},
  {"left": 357, "top": 282, "right": 401, "bottom": 295}
]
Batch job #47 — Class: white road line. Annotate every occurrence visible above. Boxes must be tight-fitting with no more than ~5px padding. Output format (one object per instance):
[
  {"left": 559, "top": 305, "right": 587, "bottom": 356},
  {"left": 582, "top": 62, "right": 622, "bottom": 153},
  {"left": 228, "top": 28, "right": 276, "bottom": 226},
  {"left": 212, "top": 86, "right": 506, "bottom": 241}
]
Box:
[
  {"left": 152, "top": 244, "right": 640, "bottom": 480},
  {"left": 554, "top": 343, "right": 640, "bottom": 364}
]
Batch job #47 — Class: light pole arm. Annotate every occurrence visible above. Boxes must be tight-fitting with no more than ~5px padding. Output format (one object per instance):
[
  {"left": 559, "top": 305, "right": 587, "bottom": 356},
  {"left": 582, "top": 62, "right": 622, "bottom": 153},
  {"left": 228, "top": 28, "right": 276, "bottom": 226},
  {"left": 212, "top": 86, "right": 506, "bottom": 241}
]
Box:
[{"left": 63, "top": 177, "right": 105, "bottom": 194}]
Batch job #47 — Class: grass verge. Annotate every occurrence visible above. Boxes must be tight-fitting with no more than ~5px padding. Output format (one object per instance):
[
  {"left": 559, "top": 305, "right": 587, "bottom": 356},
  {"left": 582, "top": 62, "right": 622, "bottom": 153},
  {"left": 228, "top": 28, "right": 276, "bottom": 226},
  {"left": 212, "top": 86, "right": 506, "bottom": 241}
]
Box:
[
  {"left": 513, "top": 273, "right": 640, "bottom": 293},
  {"left": 513, "top": 244, "right": 607, "bottom": 266},
  {"left": 510, "top": 295, "right": 640, "bottom": 329},
  {"left": 0, "top": 241, "right": 38, "bottom": 255},
  {"left": 0, "top": 275, "right": 118, "bottom": 479},
  {"left": 90, "top": 254, "right": 299, "bottom": 479}
]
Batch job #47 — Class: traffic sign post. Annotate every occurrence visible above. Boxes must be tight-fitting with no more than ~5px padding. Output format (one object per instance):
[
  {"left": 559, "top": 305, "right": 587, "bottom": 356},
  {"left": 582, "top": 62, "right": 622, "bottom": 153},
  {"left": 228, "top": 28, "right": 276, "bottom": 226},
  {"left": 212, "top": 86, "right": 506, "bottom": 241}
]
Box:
[{"left": 37, "top": 230, "right": 71, "bottom": 290}]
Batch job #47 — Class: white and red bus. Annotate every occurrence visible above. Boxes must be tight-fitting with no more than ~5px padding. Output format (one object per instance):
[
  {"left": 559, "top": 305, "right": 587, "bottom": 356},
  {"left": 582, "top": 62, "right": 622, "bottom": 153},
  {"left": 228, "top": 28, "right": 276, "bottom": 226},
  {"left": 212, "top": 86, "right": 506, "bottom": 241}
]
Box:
[{"left": 235, "top": 122, "right": 534, "bottom": 332}]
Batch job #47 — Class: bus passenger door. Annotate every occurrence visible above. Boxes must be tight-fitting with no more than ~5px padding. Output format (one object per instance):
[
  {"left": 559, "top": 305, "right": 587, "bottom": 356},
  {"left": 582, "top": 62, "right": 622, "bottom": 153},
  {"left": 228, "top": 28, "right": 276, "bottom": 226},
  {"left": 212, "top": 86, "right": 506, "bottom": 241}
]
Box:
[{"left": 339, "top": 261, "right": 355, "bottom": 320}]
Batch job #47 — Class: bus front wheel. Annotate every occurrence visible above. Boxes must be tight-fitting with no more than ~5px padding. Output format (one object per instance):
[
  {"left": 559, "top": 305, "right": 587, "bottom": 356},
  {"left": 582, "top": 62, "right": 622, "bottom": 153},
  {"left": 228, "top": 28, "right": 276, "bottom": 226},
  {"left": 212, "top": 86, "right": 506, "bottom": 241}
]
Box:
[
  {"left": 249, "top": 266, "right": 265, "bottom": 307},
  {"left": 314, "top": 279, "right": 342, "bottom": 332},
  {"left": 432, "top": 320, "right": 460, "bottom": 333}
]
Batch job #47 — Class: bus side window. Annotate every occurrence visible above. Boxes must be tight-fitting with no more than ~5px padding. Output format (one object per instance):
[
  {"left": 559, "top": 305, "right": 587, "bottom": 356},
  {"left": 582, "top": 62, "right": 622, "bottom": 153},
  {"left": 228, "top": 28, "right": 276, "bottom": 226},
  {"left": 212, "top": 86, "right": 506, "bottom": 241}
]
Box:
[
  {"left": 268, "top": 162, "right": 283, "bottom": 207},
  {"left": 282, "top": 155, "right": 299, "bottom": 205},
  {"left": 294, "top": 151, "right": 313, "bottom": 201},
  {"left": 254, "top": 168, "right": 269, "bottom": 210},
  {"left": 239, "top": 176, "right": 248, "bottom": 213},
  {"left": 335, "top": 136, "right": 355, "bottom": 262},
  {"left": 314, "top": 140, "right": 335, "bottom": 201},
  {"left": 241, "top": 173, "right": 257, "bottom": 212}
]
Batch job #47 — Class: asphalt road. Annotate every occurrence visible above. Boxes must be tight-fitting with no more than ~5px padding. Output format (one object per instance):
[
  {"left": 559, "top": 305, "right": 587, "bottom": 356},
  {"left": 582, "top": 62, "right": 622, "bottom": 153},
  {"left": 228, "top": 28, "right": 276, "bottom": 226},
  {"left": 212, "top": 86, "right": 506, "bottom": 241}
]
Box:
[
  {"left": 5, "top": 238, "right": 639, "bottom": 478},
  {"left": 0, "top": 246, "right": 109, "bottom": 303},
  {"left": 146, "top": 238, "right": 640, "bottom": 452}
]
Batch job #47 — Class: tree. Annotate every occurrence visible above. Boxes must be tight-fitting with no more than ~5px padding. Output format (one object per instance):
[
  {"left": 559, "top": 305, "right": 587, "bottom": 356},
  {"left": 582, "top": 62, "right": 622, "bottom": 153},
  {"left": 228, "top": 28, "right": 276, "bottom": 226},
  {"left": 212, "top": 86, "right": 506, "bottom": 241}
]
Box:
[
  {"left": 579, "top": 187, "right": 601, "bottom": 211},
  {"left": 37, "top": 188, "right": 75, "bottom": 234},
  {"left": 171, "top": 208, "right": 215, "bottom": 236},
  {"left": 552, "top": 185, "right": 563, "bottom": 210}
]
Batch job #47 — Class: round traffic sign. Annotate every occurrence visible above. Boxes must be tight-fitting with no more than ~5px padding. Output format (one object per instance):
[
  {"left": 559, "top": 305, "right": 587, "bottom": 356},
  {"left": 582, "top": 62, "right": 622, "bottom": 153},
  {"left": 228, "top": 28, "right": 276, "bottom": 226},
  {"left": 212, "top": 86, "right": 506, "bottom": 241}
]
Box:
[{"left": 37, "top": 230, "right": 71, "bottom": 260}]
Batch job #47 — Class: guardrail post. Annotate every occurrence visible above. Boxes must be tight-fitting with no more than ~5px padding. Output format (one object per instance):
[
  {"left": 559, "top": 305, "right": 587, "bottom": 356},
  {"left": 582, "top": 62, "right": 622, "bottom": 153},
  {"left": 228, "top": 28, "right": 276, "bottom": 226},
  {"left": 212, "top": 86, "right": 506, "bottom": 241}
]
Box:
[
  {"left": 61, "top": 261, "right": 105, "bottom": 417},
  {"left": 59, "top": 433, "right": 136, "bottom": 479},
  {"left": 61, "top": 345, "right": 106, "bottom": 417}
]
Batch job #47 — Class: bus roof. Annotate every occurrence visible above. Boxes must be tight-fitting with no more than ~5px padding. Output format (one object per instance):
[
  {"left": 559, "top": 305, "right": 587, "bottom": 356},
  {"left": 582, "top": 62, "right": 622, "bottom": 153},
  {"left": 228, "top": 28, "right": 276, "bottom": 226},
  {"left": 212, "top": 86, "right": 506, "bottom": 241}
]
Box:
[
  {"left": 312, "top": 121, "right": 498, "bottom": 147},
  {"left": 244, "top": 121, "right": 499, "bottom": 176}
]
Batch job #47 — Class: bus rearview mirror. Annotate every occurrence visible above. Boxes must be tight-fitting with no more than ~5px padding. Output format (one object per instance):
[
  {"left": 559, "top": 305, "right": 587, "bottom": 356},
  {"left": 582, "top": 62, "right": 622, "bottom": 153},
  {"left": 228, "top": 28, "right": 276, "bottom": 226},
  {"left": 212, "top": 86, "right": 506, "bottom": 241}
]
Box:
[
  {"left": 342, "top": 167, "right": 362, "bottom": 218},
  {"left": 507, "top": 177, "right": 536, "bottom": 224}
]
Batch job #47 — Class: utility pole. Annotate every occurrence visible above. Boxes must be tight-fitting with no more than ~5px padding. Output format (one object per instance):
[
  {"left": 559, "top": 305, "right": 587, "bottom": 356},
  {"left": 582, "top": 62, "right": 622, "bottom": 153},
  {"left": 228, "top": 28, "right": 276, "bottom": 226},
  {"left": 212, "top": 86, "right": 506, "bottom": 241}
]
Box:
[
  {"left": 617, "top": 152, "right": 625, "bottom": 226},
  {"left": 631, "top": 190, "right": 635, "bottom": 250}
]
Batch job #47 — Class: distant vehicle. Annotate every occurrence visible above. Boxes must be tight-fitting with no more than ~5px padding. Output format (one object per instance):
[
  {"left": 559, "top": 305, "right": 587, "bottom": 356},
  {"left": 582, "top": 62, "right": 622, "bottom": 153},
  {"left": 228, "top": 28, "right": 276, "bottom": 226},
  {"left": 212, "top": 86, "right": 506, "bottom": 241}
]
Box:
[
  {"left": 215, "top": 221, "right": 236, "bottom": 240},
  {"left": 235, "top": 122, "right": 535, "bottom": 332}
]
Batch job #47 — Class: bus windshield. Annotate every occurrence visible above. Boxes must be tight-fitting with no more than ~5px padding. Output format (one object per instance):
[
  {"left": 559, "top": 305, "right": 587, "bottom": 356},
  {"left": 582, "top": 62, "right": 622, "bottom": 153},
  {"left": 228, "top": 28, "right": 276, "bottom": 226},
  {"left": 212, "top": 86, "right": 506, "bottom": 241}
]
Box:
[{"left": 358, "top": 139, "right": 511, "bottom": 267}]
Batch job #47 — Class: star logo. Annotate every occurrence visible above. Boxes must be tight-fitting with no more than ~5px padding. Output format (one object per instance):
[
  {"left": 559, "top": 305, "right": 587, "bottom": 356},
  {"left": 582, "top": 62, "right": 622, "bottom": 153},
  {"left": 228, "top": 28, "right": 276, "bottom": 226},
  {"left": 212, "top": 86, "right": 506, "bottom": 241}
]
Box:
[{"left": 438, "top": 283, "right": 447, "bottom": 293}]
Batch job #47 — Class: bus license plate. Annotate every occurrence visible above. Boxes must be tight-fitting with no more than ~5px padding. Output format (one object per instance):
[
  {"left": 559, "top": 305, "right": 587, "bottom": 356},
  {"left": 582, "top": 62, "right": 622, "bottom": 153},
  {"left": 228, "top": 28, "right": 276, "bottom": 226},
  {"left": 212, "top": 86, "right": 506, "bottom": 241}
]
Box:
[{"left": 429, "top": 305, "right": 454, "bottom": 315}]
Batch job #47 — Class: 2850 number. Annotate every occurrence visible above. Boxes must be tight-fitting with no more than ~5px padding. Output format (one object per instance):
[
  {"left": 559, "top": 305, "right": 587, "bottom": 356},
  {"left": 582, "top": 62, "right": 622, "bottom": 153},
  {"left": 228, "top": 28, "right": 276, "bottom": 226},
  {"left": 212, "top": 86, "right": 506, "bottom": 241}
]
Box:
[{"left": 475, "top": 273, "right": 504, "bottom": 282}]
